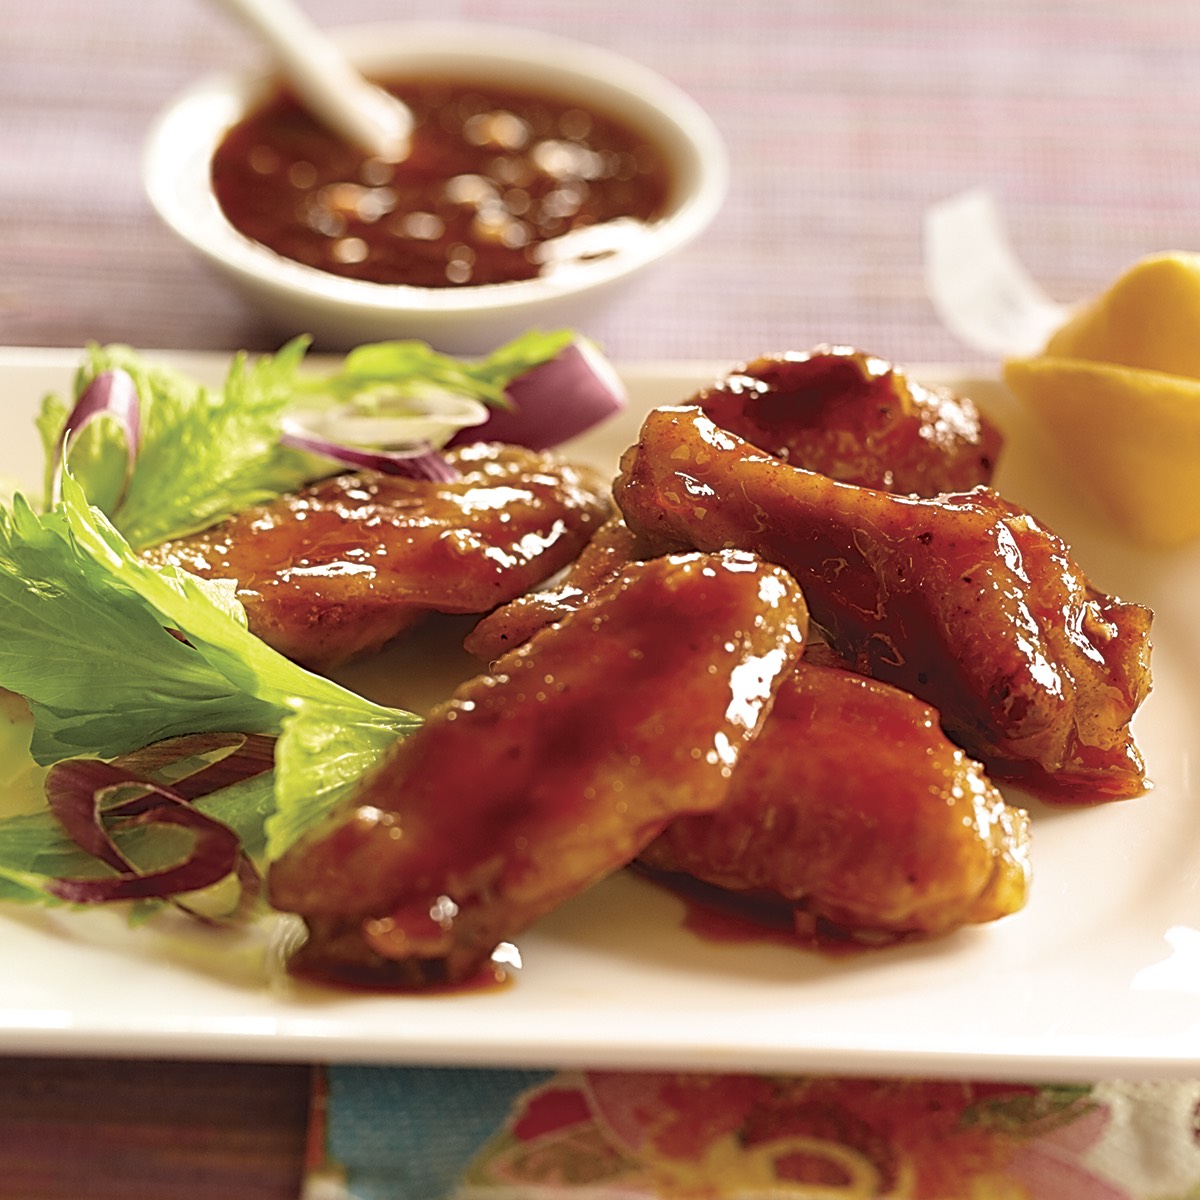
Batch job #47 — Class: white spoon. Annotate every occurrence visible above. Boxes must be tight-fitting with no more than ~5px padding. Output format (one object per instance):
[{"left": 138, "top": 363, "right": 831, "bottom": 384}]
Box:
[{"left": 213, "top": 0, "right": 413, "bottom": 161}]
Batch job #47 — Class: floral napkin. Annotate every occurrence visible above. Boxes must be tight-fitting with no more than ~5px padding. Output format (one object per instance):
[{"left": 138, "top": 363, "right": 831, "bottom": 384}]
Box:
[{"left": 303, "top": 1065, "right": 1200, "bottom": 1199}]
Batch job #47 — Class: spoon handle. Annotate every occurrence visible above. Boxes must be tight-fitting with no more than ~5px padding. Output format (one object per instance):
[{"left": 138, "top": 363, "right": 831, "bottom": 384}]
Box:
[{"left": 213, "top": 0, "right": 411, "bottom": 160}]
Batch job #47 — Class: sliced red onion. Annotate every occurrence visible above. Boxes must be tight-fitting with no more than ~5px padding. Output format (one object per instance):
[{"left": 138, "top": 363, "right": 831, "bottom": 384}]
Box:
[
  {"left": 50, "top": 368, "right": 141, "bottom": 505},
  {"left": 43, "top": 733, "right": 271, "bottom": 917},
  {"left": 450, "top": 339, "right": 628, "bottom": 451},
  {"left": 46, "top": 787, "right": 243, "bottom": 903},
  {"left": 279, "top": 387, "right": 489, "bottom": 482},
  {"left": 280, "top": 423, "right": 461, "bottom": 482},
  {"left": 313, "top": 391, "right": 488, "bottom": 446},
  {"left": 115, "top": 732, "right": 276, "bottom": 800},
  {"left": 278, "top": 339, "right": 624, "bottom": 475}
]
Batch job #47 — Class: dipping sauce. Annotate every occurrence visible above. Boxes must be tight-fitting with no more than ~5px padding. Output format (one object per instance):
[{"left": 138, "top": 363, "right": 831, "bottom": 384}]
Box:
[{"left": 211, "top": 78, "right": 673, "bottom": 288}]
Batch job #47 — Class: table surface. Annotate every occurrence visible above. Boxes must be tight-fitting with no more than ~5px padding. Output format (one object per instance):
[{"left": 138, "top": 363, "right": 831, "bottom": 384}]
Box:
[{"left": 5, "top": 1, "right": 1200, "bottom": 1195}]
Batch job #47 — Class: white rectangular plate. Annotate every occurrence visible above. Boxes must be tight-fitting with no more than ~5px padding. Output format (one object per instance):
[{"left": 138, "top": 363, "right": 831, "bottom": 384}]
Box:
[{"left": 0, "top": 346, "right": 1197, "bottom": 1082}]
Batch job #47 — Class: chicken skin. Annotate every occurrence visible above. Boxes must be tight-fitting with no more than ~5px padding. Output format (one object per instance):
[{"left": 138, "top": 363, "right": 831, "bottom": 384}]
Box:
[
  {"left": 268, "top": 550, "right": 810, "bottom": 986},
  {"left": 143, "top": 443, "right": 610, "bottom": 670},
  {"left": 639, "top": 658, "right": 1031, "bottom": 940},
  {"left": 615, "top": 406, "right": 1152, "bottom": 800},
  {"left": 691, "top": 346, "right": 1002, "bottom": 495}
]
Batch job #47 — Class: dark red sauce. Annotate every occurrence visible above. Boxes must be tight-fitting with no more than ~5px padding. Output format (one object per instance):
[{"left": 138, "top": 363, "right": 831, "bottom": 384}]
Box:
[
  {"left": 289, "top": 947, "right": 517, "bottom": 995},
  {"left": 633, "top": 866, "right": 913, "bottom": 959},
  {"left": 211, "top": 77, "right": 672, "bottom": 288}
]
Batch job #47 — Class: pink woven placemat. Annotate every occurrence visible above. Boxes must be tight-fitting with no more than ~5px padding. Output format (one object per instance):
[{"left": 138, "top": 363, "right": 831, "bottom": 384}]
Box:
[{"left": 5, "top": 1, "right": 1200, "bottom": 365}]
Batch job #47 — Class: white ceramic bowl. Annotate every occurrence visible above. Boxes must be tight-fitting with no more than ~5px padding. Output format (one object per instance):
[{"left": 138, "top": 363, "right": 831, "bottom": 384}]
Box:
[{"left": 143, "top": 21, "right": 728, "bottom": 353}]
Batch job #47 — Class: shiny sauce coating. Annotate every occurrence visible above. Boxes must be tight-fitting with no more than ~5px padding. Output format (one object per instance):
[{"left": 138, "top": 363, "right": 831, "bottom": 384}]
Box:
[{"left": 211, "top": 78, "right": 672, "bottom": 287}]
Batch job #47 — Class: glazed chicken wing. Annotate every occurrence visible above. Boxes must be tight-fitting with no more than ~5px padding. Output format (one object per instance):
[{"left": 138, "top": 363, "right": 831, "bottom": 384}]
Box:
[
  {"left": 268, "top": 550, "right": 810, "bottom": 986},
  {"left": 464, "top": 515, "right": 661, "bottom": 661},
  {"left": 465, "top": 348, "right": 993, "bottom": 667},
  {"left": 692, "top": 346, "right": 1002, "bottom": 494},
  {"left": 639, "top": 658, "right": 1031, "bottom": 939},
  {"left": 143, "top": 443, "right": 610, "bottom": 670},
  {"left": 468, "top": 525, "right": 1030, "bottom": 939},
  {"left": 615, "top": 406, "right": 1152, "bottom": 800},
  {"left": 465, "top": 349, "right": 997, "bottom": 663}
]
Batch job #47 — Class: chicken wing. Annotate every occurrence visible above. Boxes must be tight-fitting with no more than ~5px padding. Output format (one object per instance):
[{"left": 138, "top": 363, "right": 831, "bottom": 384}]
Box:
[
  {"left": 691, "top": 346, "right": 1002, "bottom": 494},
  {"left": 639, "top": 659, "right": 1031, "bottom": 939},
  {"left": 467, "top": 527, "right": 1030, "bottom": 939},
  {"left": 268, "top": 549, "right": 810, "bottom": 986},
  {"left": 463, "top": 515, "right": 663, "bottom": 661},
  {"left": 614, "top": 406, "right": 1152, "bottom": 800},
  {"left": 465, "top": 350, "right": 997, "bottom": 663},
  {"left": 143, "top": 443, "right": 610, "bottom": 670}
]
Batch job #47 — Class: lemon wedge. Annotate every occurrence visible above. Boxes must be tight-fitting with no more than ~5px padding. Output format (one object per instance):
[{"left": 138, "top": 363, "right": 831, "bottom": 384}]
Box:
[
  {"left": 1004, "top": 355, "right": 1200, "bottom": 547},
  {"left": 1004, "top": 251, "right": 1200, "bottom": 547},
  {"left": 1045, "top": 252, "right": 1200, "bottom": 379}
]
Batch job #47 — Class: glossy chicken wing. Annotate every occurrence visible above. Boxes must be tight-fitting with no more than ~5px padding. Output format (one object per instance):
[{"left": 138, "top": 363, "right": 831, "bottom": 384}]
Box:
[
  {"left": 268, "top": 550, "right": 810, "bottom": 986},
  {"left": 615, "top": 406, "right": 1152, "bottom": 800},
  {"left": 464, "top": 515, "right": 659, "bottom": 661},
  {"left": 692, "top": 346, "right": 1002, "bottom": 494},
  {"left": 639, "top": 659, "right": 1031, "bottom": 939},
  {"left": 468, "top": 529, "right": 1029, "bottom": 939},
  {"left": 143, "top": 443, "right": 610, "bottom": 670}
]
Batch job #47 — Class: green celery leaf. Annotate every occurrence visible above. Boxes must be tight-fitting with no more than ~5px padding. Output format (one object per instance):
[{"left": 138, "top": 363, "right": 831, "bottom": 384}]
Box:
[
  {"left": 0, "top": 494, "right": 282, "bottom": 764},
  {"left": 299, "top": 328, "right": 576, "bottom": 410},
  {"left": 267, "top": 697, "right": 402, "bottom": 859},
  {"left": 38, "top": 340, "right": 316, "bottom": 548},
  {"left": 194, "top": 771, "right": 279, "bottom": 861},
  {"left": 0, "top": 811, "right": 82, "bottom": 902}
]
